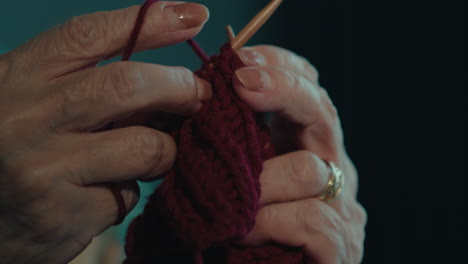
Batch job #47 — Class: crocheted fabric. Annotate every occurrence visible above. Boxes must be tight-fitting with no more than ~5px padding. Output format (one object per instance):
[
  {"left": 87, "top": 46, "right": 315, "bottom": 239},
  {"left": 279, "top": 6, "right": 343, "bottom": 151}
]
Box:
[
  {"left": 124, "top": 43, "right": 306, "bottom": 264},
  {"left": 123, "top": 1, "right": 306, "bottom": 263}
]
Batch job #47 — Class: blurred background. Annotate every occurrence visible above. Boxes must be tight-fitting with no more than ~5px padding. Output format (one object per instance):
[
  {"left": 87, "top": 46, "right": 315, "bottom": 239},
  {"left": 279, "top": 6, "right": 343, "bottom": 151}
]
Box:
[{"left": 1, "top": 0, "right": 466, "bottom": 263}]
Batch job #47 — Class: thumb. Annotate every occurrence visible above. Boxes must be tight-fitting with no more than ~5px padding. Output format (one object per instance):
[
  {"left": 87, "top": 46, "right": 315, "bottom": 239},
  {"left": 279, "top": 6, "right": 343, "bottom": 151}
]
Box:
[{"left": 17, "top": 1, "right": 209, "bottom": 76}]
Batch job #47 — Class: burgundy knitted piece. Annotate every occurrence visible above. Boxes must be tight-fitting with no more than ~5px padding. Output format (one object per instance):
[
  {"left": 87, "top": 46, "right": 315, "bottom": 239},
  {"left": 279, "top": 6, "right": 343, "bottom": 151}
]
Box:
[{"left": 123, "top": 2, "right": 306, "bottom": 264}]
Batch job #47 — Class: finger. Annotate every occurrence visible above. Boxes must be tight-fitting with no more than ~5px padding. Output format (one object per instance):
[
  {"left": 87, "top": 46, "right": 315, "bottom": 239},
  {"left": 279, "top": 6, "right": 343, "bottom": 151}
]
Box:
[
  {"left": 259, "top": 151, "right": 329, "bottom": 206},
  {"left": 83, "top": 182, "right": 141, "bottom": 232},
  {"left": 109, "top": 181, "right": 141, "bottom": 225},
  {"left": 237, "top": 45, "right": 319, "bottom": 85},
  {"left": 233, "top": 65, "right": 337, "bottom": 128},
  {"left": 67, "top": 126, "right": 176, "bottom": 186},
  {"left": 18, "top": 1, "right": 209, "bottom": 76},
  {"left": 239, "top": 198, "right": 348, "bottom": 264},
  {"left": 232, "top": 65, "right": 342, "bottom": 162},
  {"left": 53, "top": 61, "right": 212, "bottom": 132},
  {"left": 111, "top": 112, "right": 155, "bottom": 129}
]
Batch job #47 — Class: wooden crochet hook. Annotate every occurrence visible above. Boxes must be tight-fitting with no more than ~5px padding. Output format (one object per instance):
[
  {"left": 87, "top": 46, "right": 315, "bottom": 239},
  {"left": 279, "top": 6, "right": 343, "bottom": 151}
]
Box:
[{"left": 231, "top": 0, "right": 284, "bottom": 50}]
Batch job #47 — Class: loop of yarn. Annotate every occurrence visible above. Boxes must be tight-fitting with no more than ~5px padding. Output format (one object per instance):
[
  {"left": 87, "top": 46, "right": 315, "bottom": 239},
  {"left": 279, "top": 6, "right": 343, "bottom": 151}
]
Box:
[
  {"left": 109, "top": 186, "right": 127, "bottom": 226},
  {"left": 123, "top": 1, "right": 307, "bottom": 263},
  {"left": 122, "top": 0, "right": 160, "bottom": 61}
]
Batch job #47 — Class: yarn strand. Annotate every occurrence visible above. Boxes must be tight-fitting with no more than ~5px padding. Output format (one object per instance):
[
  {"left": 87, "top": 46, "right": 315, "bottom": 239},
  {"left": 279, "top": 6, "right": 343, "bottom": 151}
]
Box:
[
  {"left": 123, "top": 0, "right": 210, "bottom": 63},
  {"left": 121, "top": 1, "right": 307, "bottom": 263},
  {"left": 122, "top": 0, "right": 160, "bottom": 61},
  {"left": 187, "top": 39, "right": 210, "bottom": 63}
]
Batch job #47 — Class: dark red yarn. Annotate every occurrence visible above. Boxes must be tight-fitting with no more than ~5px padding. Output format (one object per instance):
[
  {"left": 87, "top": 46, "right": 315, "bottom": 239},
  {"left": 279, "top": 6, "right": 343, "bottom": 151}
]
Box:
[
  {"left": 123, "top": 1, "right": 307, "bottom": 263},
  {"left": 122, "top": 0, "right": 159, "bottom": 61},
  {"left": 110, "top": 0, "right": 158, "bottom": 227},
  {"left": 110, "top": 186, "right": 127, "bottom": 226}
]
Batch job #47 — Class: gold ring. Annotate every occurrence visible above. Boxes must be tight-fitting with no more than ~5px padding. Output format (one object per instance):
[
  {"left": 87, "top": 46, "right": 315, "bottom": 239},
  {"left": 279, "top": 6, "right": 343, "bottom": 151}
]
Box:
[{"left": 318, "top": 161, "right": 344, "bottom": 203}]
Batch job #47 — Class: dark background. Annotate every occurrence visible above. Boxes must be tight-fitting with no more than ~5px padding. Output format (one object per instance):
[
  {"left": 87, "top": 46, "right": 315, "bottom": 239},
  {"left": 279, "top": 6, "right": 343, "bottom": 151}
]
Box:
[
  {"left": 266, "top": 0, "right": 467, "bottom": 263},
  {"left": 1, "top": 0, "right": 467, "bottom": 263}
]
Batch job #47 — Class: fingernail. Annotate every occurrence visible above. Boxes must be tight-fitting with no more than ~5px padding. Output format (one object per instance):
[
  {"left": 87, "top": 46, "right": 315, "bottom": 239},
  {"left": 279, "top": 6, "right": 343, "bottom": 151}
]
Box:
[
  {"left": 168, "top": 3, "right": 210, "bottom": 29},
  {"left": 234, "top": 68, "right": 271, "bottom": 92},
  {"left": 238, "top": 48, "right": 265, "bottom": 66}
]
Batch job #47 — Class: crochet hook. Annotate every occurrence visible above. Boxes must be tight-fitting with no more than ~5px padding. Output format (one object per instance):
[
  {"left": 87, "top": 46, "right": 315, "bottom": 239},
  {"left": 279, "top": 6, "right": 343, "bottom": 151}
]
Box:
[{"left": 231, "top": 0, "right": 284, "bottom": 50}]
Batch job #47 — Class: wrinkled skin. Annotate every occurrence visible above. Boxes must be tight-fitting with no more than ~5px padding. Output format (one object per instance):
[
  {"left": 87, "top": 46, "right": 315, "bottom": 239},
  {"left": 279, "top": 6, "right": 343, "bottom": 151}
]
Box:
[
  {"left": 0, "top": 2, "right": 211, "bottom": 264},
  {"left": 233, "top": 45, "right": 368, "bottom": 264},
  {"left": 0, "top": 1, "right": 366, "bottom": 264}
]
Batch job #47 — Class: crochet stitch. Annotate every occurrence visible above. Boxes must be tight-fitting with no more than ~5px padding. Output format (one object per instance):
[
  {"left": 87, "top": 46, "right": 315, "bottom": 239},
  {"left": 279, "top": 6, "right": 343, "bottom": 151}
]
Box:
[{"left": 123, "top": 1, "right": 306, "bottom": 263}]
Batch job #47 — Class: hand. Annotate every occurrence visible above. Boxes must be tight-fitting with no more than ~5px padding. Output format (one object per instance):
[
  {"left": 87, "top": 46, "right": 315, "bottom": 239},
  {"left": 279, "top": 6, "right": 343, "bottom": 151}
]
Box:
[
  {"left": 0, "top": 2, "right": 211, "bottom": 264},
  {"left": 232, "top": 46, "right": 367, "bottom": 263}
]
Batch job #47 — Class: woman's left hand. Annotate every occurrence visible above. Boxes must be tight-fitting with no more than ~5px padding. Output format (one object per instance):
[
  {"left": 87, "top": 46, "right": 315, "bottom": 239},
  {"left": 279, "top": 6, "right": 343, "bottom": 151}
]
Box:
[{"left": 233, "top": 45, "right": 367, "bottom": 264}]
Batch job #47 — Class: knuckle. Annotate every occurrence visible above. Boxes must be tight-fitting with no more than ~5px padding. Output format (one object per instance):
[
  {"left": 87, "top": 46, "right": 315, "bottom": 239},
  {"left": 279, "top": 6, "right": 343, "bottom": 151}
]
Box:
[
  {"left": 319, "top": 88, "right": 339, "bottom": 118},
  {"left": 289, "top": 53, "right": 317, "bottom": 81},
  {"left": 300, "top": 200, "right": 358, "bottom": 263},
  {"left": 177, "top": 66, "right": 198, "bottom": 98},
  {"left": 62, "top": 14, "right": 107, "bottom": 54},
  {"left": 288, "top": 151, "right": 324, "bottom": 190},
  {"left": 308, "top": 68, "right": 320, "bottom": 84},
  {"left": 284, "top": 70, "right": 298, "bottom": 89},
  {"left": 353, "top": 202, "right": 368, "bottom": 226},
  {"left": 58, "top": 77, "right": 95, "bottom": 121},
  {"left": 256, "top": 45, "right": 319, "bottom": 82},
  {"left": 103, "top": 63, "right": 141, "bottom": 103},
  {"left": 257, "top": 206, "right": 278, "bottom": 231},
  {"left": 285, "top": 71, "right": 310, "bottom": 96},
  {"left": 256, "top": 45, "right": 294, "bottom": 61},
  {"left": 290, "top": 59, "right": 319, "bottom": 83},
  {"left": 253, "top": 45, "right": 280, "bottom": 61},
  {"left": 254, "top": 44, "right": 278, "bottom": 55},
  {"left": 309, "top": 200, "right": 344, "bottom": 235},
  {"left": 296, "top": 200, "right": 322, "bottom": 235},
  {"left": 255, "top": 45, "right": 292, "bottom": 66},
  {"left": 126, "top": 128, "right": 172, "bottom": 173},
  {"left": 145, "top": 2, "right": 174, "bottom": 33}
]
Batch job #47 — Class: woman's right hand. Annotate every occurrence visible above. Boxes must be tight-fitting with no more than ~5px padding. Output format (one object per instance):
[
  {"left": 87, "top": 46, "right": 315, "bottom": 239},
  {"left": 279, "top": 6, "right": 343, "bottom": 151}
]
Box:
[{"left": 0, "top": 2, "right": 211, "bottom": 264}]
